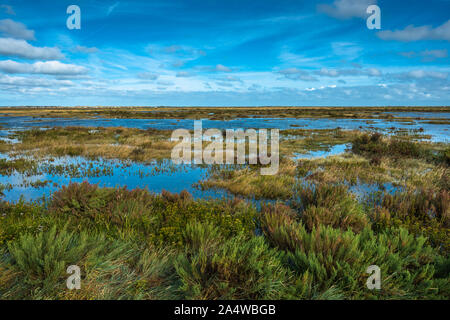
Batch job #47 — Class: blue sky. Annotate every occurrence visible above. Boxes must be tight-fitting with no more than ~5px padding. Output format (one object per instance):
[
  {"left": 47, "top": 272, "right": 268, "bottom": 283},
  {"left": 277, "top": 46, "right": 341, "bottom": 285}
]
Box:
[{"left": 0, "top": 0, "right": 449, "bottom": 106}]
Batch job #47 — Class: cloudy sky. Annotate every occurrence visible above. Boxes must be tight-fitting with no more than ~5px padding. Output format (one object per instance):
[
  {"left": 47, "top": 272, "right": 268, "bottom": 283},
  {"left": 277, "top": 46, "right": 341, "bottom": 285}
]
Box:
[{"left": 0, "top": 0, "right": 449, "bottom": 106}]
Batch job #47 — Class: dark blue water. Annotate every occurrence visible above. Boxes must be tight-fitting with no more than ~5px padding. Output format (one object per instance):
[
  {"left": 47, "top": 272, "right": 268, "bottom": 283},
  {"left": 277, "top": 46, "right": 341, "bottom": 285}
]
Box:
[
  {"left": 0, "top": 113, "right": 448, "bottom": 202},
  {"left": 0, "top": 114, "right": 448, "bottom": 142},
  {"left": 0, "top": 156, "right": 227, "bottom": 202}
]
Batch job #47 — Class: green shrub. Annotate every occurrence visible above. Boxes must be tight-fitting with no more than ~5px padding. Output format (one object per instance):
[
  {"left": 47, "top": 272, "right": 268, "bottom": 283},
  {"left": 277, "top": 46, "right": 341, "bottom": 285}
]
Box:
[
  {"left": 260, "top": 206, "right": 445, "bottom": 299},
  {"left": 4, "top": 225, "right": 91, "bottom": 295},
  {"left": 352, "top": 133, "right": 448, "bottom": 164},
  {"left": 292, "top": 183, "right": 369, "bottom": 233},
  {"left": 49, "top": 183, "right": 257, "bottom": 247},
  {"left": 370, "top": 189, "right": 450, "bottom": 253},
  {"left": 175, "top": 223, "right": 290, "bottom": 299},
  {"left": 0, "top": 200, "right": 50, "bottom": 246}
]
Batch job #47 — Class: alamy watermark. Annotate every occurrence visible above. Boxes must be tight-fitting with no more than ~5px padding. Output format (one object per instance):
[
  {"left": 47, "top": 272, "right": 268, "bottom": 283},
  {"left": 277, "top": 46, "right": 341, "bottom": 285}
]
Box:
[
  {"left": 366, "top": 5, "right": 381, "bottom": 30},
  {"left": 66, "top": 5, "right": 81, "bottom": 30},
  {"left": 366, "top": 265, "right": 381, "bottom": 290},
  {"left": 171, "top": 121, "right": 279, "bottom": 175},
  {"left": 66, "top": 265, "right": 81, "bottom": 290}
]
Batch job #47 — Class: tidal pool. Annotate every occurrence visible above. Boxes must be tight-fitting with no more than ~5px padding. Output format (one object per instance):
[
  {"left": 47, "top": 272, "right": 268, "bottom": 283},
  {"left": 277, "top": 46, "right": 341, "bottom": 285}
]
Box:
[
  {"left": 292, "top": 144, "right": 350, "bottom": 160},
  {"left": 0, "top": 155, "right": 228, "bottom": 202},
  {"left": 0, "top": 113, "right": 448, "bottom": 203},
  {"left": 0, "top": 114, "right": 449, "bottom": 142}
]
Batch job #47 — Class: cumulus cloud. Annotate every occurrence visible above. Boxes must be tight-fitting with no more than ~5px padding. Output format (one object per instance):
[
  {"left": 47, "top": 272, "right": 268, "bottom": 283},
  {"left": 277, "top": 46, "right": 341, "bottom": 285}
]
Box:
[
  {"left": 388, "top": 70, "right": 449, "bottom": 81},
  {"left": 216, "top": 81, "right": 234, "bottom": 87},
  {"left": 378, "top": 20, "right": 450, "bottom": 41},
  {"left": 278, "top": 66, "right": 382, "bottom": 80},
  {"left": 318, "top": 67, "right": 382, "bottom": 77},
  {"left": 317, "top": 0, "right": 376, "bottom": 19},
  {"left": 218, "top": 75, "right": 243, "bottom": 82},
  {"left": 0, "top": 74, "right": 74, "bottom": 87},
  {"left": 214, "top": 64, "right": 231, "bottom": 72},
  {"left": 73, "top": 45, "right": 99, "bottom": 54},
  {"left": 0, "top": 60, "right": 88, "bottom": 75},
  {"left": 176, "top": 71, "right": 192, "bottom": 77},
  {"left": 0, "top": 38, "right": 64, "bottom": 60},
  {"left": 157, "top": 80, "right": 174, "bottom": 86},
  {"left": 318, "top": 68, "right": 339, "bottom": 77},
  {"left": 402, "top": 70, "right": 448, "bottom": 80},
  {"left": 278, "top": 68, "right": 317, "bottom": 81},
  {"left": 146, "top": 44, "right": 206, "bottom": 70},
  {"left": 0, "top": 19, "right": 35, "bottom": 40},
  {"left": 137, "top": 72, "right": 159, "bottom": 80},
  {"left": 195, "top": 64, "right": 233, "bottom": 72},
  {"left": 400, "top": 49, "right": 448, "bottom": 61}
]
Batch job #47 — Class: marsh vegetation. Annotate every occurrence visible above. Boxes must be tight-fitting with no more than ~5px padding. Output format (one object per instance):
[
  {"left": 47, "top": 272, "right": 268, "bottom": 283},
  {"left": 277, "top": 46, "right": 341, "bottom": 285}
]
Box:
[{"left": 0, "top": 107, "right": 448, "bottom": 300}]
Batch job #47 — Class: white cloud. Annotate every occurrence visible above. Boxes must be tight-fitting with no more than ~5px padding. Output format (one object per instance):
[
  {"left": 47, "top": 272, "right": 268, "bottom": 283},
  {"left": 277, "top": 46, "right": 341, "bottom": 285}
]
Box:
[
  {"left": 400, "top": 49, "right": 448, "bottom": 61},
  {"left": 0, "top": 74, "right": 74, "bottom": 87},
  {"left": 319, "top": 68, "right": 339, "bottom": 77},
  {"left": 391, "top": 70, "right": 449, "bottom": 80},
  {"left": 0, "top": 60, "right": 88, "bottom": 75},
  {"left": 378, "top": 20, "right": 450, "bottom": 41},
  {"left": 146, "top": 44, "right": 206, "bottom": 69},
  {"left": 218, "top": 75, "right": 242, "bottom": 82},
  {"left": 0, "top": 38, "right": 64, "bottom": 60},
  {"left": 73, "top": 45, "right": 99, "bottom": 54},
  {"left": 367, "top": 68, "right": 381, "bottom": 76},
  {"left": 215, "top": 64, "right": 231, "bottom": 72},
  {"left": 157, "top": 80, "right": 174, "bottom": 86},
  {"left": 195, "top": 64, "right": 233, "bottom": 72},
  {"left": 318, "top": 0, "right": 376, "bottom": 19},
  {"left": 278, "top": 68, "right": 317, "bottom": 81},
  {"left": 317, "top": 67, "right": 382, "bottom": 77},
  {"left": 0, "top": 19, "right": 35, "bottom": 40},
  {"left": 137, "top": 72, "right": 159, "bottom": 80},
  {"left": 406, "top": 70, "right": 448, "bottom": 80},
  {"left": 176, "top": 71, "right": 192, "bottom": 77},
  {"left": 216, "top": 81, "right": 234, "bottom": 87}
]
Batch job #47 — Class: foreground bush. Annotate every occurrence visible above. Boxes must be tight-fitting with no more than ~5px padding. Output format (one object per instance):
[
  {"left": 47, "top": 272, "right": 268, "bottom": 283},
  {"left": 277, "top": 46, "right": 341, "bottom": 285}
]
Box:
[
  {"left": 48, "top": 182, "right": 257, "bottom": 247},
  {"left": 260, "top": 206, "right": 448, "bottom": 299},
  {"left": 175, "top": 222, "right": 291, "bottom": 299},
  {"left": 0, "top": 183, "right": 448, "bottom": 300},
  {"left": 292, "top": 183, "right": 369, "bottom": 233},
  {"left": 352, "top": 132, "right": 448, "bottom": 164},
  {"left": 369, "top": 188, "right": 450, "bottom": 254}
]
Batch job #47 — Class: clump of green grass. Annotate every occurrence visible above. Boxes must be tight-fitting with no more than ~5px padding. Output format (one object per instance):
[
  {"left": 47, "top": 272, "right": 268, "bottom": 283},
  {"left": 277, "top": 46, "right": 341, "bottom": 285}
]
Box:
[
  {"left": 0, "top": 158, "right": 38, "bottom": 175},
  {"left": 175, "top": 222, "right": 290, "bottom": 299},
  {"left": 292, "top": 182, "right": 369, "bottom": 233},
  {"left": 352, "top": 132, "right": 448, "bottom": 164},
  {"left": 200, "top": 164, "right": 296, "bottom": 200},
  {"left": 0, "top": 225, "right": 180, "bottom": 300},
  {"left": 369, "top": 188, "right": 449, "bottom": 254},
  {"left": 0, "top": 179, "right": 448, "bottom": 300},
  {"left": 6, "top": 225, "right": 91, "bottom": 289},
  {"left": 260, "top": 207, "right": 447, "bottom": 299},
  {"left": 0, "top": 199, "right": 50, "bottom": 246},
  {"left": 48, "top": 182, "right": 257, "bottom": 247}
]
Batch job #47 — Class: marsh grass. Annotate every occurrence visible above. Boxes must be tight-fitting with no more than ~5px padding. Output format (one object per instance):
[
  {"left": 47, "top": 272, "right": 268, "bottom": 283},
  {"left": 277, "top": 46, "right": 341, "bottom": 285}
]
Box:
[
  {"left": 0, "top": 125, "right": 449, "bottom": 300},
  {"left": 1, "top": 106, "right": 449, "bottom": 120},
  {"left": 9, "top": 127, "right": 176, "bottom": 162},
  {"left": 260, "top": 205, "right": 448, "bottom": 299}
]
